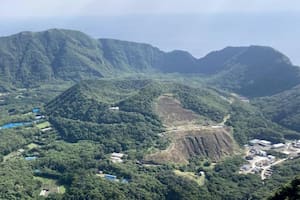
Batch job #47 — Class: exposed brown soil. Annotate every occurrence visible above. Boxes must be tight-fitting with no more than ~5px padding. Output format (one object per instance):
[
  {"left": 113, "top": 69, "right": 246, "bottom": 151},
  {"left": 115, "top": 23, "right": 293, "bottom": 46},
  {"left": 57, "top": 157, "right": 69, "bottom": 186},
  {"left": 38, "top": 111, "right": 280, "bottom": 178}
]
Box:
[
  {"left": 146, "top": 127, "right": 234, "bottom": 164},
  {"left": 154, "top": 94, "right": 200, "bottom": 126},
  {"left": 145, "top": 94, "right": 236, "bottom": 164}
]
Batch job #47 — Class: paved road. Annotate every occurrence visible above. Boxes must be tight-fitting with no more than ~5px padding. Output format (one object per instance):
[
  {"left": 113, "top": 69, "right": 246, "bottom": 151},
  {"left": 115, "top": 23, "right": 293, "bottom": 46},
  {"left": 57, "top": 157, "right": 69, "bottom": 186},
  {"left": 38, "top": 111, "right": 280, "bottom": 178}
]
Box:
[{"left": 261, "top": 158, "right": 287, "bottom": 180}]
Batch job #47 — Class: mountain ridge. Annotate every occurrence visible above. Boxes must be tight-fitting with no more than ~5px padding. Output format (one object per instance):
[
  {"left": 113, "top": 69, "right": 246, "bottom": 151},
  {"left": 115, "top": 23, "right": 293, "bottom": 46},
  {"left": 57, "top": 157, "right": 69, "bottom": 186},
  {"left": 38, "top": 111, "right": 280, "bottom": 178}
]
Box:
[{"left": 0, "top": 28, "right": 299, "bottom": 97}]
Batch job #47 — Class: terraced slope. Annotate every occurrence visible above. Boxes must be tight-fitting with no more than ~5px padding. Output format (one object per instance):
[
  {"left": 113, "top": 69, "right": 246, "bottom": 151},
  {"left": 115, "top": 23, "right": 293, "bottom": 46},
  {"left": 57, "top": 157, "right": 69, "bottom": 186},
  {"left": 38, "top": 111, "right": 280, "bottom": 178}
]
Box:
[{"left": 146, "top": 94, "right": 236, "bottom": 164}]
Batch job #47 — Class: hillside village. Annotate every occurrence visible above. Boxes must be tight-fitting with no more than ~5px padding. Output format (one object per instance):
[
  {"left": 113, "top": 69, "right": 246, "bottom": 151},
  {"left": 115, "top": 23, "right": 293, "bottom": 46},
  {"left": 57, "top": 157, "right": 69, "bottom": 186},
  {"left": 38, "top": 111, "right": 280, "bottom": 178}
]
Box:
[{"left": 240, "top": 139, "right": 300, "bottom": 180}]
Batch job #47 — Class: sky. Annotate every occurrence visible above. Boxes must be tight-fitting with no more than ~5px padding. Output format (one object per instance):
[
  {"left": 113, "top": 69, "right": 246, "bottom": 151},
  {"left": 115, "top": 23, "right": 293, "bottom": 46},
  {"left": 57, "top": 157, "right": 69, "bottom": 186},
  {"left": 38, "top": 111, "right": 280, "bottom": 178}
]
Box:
[{"left": 0, "top": 0, "right": 300, "bottom": 64}]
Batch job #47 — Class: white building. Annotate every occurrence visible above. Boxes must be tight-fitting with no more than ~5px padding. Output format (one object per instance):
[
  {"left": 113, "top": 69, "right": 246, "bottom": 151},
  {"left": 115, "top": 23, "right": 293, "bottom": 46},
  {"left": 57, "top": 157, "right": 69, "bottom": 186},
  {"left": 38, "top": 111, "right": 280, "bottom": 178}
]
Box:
[
  {"left": 111, "top": 152, "right": 124, "bottom": 158},
  {"left": 249, "top": 139, "right": 260, "bottom": 145},
  {"left": 272, "top": 143, "right": 285, "bottom": 149},
  {"left": 41, "top": 127, "right": 52, "bottom": 132},
  {"left": 111, "top": 152, "right": 125, "bottom": 163},
  {"left": 293, "top": 140, "right": 300, "bottom": 148},
  {"left": 109, "top": 107, "right": 119, "bottom": 111},
  {"left": 258, "top": 140, "right": 272, "bottom": 147},
  {"left": 211, "top": 125, "right": 223, "bottom": 129}
]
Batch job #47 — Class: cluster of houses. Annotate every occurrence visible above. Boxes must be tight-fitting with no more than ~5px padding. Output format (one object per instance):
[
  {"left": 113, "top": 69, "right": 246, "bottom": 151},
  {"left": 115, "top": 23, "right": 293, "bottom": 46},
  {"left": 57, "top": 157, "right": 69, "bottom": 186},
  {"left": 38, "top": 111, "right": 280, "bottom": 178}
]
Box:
[
  {"left": 249, "top": 139, "right": 288, "bottom": 149},
  {"left": 32, "top": 108, "right": 45, "bottom": 120},
  {"left": 241, "top": 138, "right": 300, "bottom": 179},
  {"left": 264, "top": 168, "right": 273, "bottom": 179},
  {"left": 292, "top": 140, "right": 300, "bottom": 148},
  {"left": 33, "top": 108, "right": 54, "bottom": 132},
  {"left": 241, "top": 154, "right": 276, "bottom": 173},
  {"left": 240, "top": 139, "right": 283, "bottom": 176},
  {"left": 96, "top": 152, "right": 129, "bottom": 183}
]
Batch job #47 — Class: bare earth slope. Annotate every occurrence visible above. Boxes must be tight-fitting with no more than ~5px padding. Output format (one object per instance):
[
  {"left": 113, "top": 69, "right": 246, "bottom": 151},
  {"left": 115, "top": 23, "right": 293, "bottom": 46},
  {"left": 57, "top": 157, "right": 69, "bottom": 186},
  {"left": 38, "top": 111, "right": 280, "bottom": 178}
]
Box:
[{"left": 145, "top": 94, "right": 236, "bottom": 164}]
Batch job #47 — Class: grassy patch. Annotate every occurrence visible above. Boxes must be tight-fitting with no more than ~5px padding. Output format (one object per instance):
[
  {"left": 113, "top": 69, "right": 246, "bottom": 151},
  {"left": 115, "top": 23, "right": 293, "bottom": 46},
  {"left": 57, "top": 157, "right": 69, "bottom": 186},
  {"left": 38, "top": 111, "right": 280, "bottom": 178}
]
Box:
[
  {"left": 174, "top": 170, "right": 205, "bottom": 186},
  {"left": 34, "top": 176, "right": 66, "bottom": 194},
  {"left": 3, "top": 151, "right": 21, "bottom": 162},
  {"left": 27, "top": 143, "right": 39, "bottom": 149},
  {"left": 36, "top": 121, "right": 50, "bottom": 129},
  {"left": 57, "top": 185, "right": 66, "bottom": 194}
]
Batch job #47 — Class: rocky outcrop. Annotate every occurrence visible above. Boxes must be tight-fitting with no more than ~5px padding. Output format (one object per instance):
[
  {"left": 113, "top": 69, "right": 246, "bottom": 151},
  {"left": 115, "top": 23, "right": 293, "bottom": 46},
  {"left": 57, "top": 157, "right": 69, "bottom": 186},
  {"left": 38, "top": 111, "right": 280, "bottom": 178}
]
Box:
[
  {"left": 180, "top": 129, "right": 234, "bottom": 161},
  {"left": 146, "top": 127, "right": 235, "bottom": 164}
]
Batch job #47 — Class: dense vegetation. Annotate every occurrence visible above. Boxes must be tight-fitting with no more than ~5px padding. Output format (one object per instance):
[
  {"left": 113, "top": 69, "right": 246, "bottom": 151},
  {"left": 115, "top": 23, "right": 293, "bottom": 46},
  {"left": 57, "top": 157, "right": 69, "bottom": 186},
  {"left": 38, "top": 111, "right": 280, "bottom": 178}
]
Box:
[
  {"left": 1, "top": 28, "right": 300, "bottom": 199},
  {"left": 0, "top": 78, "right": 300, "bottom": 199},
  {"left": 254, "top": 85, "right": 300, "bottom": 132},
  {"left": 268, "top": 176, "right": 300, "bottom": 200},
  {"left": 227, "top": 101, "right": 300, "bottom": 144},
  {"left": 206, "top": 46, "right": 300, "bottom": 97},
  {"left": 0, "top": 29, "right": 196, "bottom": 89},
  {"left": 171, "top": 84, "right": 230, "bottom": 122},
  {"left": 45, "top": 79, "right": 300, "bottom": 149},
  {"left": 1, "top": 29, "right": 299, "bottom": 97}
]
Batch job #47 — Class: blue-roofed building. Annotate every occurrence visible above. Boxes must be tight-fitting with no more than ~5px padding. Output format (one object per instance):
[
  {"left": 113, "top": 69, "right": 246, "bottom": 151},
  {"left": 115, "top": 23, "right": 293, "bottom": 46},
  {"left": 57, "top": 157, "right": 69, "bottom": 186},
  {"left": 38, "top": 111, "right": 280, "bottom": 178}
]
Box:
[
  {"left": 33, "top": 169, "right": 41, "bottom": 173},
  {"left": 104, "top": 174, "right": 117, "bottom": 181},
  {"left": 32, "top": 108, "right": 40, "bottom": 114},
  {"left": 25, "top": 156, "right": 37, "bottom": 161},
  {"left": 0, "top": 122, "right": 31, "bottom": 129}
]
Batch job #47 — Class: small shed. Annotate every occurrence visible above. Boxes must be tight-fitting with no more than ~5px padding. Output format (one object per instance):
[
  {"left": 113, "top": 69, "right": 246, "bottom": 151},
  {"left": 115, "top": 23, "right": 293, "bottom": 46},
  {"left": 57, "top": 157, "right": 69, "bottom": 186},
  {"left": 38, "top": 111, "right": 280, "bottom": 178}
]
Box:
[{"left": 104, "top": 174, "right": 117, "bottom": 181}]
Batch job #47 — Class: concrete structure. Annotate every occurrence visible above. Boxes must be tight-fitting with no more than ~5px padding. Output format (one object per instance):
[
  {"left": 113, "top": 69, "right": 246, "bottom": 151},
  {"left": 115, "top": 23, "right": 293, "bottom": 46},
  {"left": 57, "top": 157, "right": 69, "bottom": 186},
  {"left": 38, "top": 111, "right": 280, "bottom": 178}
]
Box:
[
  {"left": 293, "top": 140, "right": 300, "bottom": 148},
  {"left": 111, "top": 152, "right": 124, "bottom": 158},
  {"left": 241, "top": 165, "right": 251, "bottom": 171},
  {"left": 41, "top": 127, "right": 52, "bottom": 132},
  {"left": 111, "top": 157, "right": 123, "bottom": 163},
  {"left": 25, "top": 156, "right": 37, "bottom": 161},
  {"left": 272, "top": 143, "right": 285, "bottom": 149},
  {"left": 249, "top": 139, "right": 260, "bottom": 145},
  {"left": 35, "top": 115, "right": 45, "bottom": 120},
  {"left": 104, "top": 174, "right": 117, "bottom": 181},
  {"left": 267, "top": 155, "right": 276, "bottom": 163},
  {"left": 39, "top": 189, "right": 49, "bottom": 196},
  {"left": 111, "top": 152, "right": 125, "bottom": 163},
  {"left": 109, "top": 106, "right": 119, "bottom": 111},
  {"left": 211, "top": 125, "right": 223, "bottom": 129},
  {"left": 258, "top": 140, "right": 272, "bottom": 147},
  {"left": 32, "top": 108, "right": 40, "bottom": 113},
  {"left": 249, "top": 139, "right": 272, "bottom": 146},
  {"left": 250, "top": 148, "right": 267, "bottom": 157},
  {"left": 18, "top": 149, "right": 25, "bottom": 153}
]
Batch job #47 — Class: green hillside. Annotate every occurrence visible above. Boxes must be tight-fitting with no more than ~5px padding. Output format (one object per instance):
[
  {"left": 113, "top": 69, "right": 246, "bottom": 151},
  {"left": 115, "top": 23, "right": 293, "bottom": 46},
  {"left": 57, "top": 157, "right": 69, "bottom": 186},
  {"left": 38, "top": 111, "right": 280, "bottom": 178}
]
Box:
[
  {"left": 254, "top": 85, "right": 300, "bottom": 132},
  {"left": 268, "top": 176, "right": 300, "bottom": 200},
  {"left": 1, "top": 29, "right": 300, "bottom": 97},
  {"left": 46, "top": 79, "right": 234, "bottom": 152},
  {"left": 205, "top": 46, "right": 300, "bottom": 97},
  {"left": 0, "top": 29, "right": 105, "bottom": 88},
  {"left": 0, "top": 29, "right": 197, "bottom": 89},
  {"left": 46, "top": 79, "right": 299, "bottom": 149},
  {"left": 1, "top": 78, "right": 300, "bottom": 199}
]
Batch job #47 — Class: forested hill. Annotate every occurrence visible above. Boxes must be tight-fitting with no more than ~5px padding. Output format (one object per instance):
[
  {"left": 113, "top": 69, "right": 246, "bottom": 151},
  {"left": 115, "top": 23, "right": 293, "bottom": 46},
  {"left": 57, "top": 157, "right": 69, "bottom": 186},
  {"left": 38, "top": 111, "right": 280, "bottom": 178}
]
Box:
[
  {"left": 0, "top": 29, "right": 300, "bottom": 97},
  {"left": 268, "top": 176, "right": 300, "bottom": 200},
  {"left": 0, "top": 29, "right": 196, "bottom": 88},
  {"left": 45, "top": 79, "right": 300, "bottom": 149},
  {"left": 255, "top": 84, "right": 300, "bottom": 132},
  {"left": 205, "top": 46, "right": 300, "bottom": 97}
]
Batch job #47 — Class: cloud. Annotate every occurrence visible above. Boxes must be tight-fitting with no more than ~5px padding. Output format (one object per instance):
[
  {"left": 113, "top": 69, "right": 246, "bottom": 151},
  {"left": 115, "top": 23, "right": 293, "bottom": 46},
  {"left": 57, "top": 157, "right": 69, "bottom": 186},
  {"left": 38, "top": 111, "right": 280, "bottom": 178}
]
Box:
[{"left": 1, "top": 0, "right": 300, "bottom": 19}]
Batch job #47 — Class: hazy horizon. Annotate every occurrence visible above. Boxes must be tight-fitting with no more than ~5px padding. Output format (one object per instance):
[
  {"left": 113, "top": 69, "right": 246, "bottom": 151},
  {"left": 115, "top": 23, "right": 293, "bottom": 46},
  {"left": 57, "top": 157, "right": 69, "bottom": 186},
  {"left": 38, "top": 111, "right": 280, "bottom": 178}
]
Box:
[{"left": 1, "top": 0, "right": 300, "bottom": 65}]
